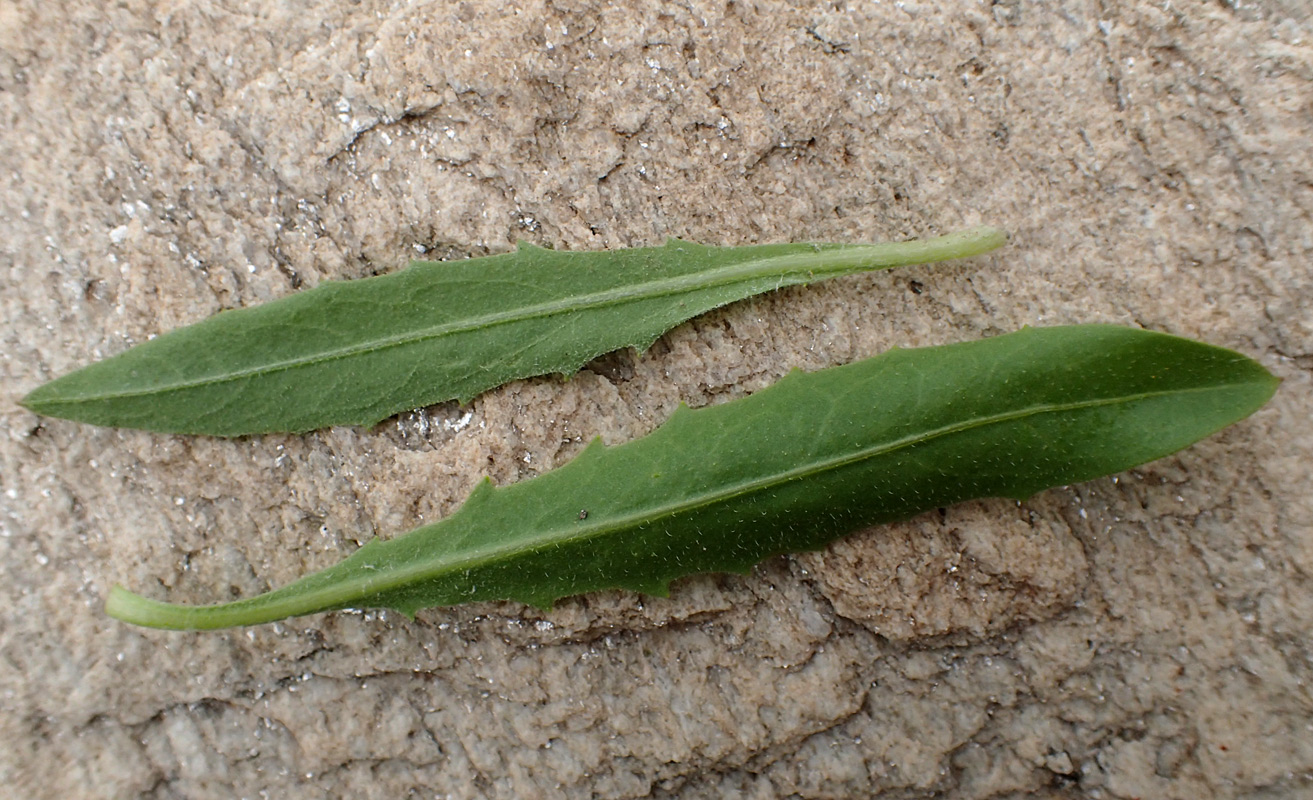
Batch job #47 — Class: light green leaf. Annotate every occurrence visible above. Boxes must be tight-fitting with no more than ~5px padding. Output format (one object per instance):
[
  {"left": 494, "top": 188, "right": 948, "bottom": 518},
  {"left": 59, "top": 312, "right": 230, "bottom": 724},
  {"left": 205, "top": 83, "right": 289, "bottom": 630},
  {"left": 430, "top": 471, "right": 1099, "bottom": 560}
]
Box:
[
  {"left": 105, "top": 325, "right": 1278, "bottom": 630},
  {"left": 21, "top": 227, "right": 1006, "bottom": 436}
]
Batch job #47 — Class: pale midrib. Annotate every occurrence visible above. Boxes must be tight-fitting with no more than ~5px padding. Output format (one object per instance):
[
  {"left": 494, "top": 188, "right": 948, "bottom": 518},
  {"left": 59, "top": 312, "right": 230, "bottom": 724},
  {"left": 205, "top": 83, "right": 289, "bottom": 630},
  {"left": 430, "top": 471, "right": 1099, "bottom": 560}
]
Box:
[
  {"left": 239, "top": 381, "right": 1236, "bottom": 622},
  {"left": 70, "top": 235, "right": 992, "bottom": 403}
]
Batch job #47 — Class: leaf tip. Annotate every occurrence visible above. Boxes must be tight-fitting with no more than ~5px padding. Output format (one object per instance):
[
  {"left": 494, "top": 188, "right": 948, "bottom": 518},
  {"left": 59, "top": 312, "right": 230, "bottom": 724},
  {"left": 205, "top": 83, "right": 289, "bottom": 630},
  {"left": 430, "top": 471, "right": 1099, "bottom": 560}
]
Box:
[{"left": 18, "top": 381, "right": 62, "bottom": 416}]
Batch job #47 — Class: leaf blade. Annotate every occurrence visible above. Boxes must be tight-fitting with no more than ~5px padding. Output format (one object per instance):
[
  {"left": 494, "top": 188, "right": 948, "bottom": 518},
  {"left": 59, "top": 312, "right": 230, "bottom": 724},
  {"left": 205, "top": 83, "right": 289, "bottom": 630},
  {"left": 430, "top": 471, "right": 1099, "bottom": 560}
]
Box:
[
  {"left": 21, "top": 227, "right": 1006, "bottom": 436},
  {"left": 104, "top": 325, "right": 1278, "bottom": 630}
]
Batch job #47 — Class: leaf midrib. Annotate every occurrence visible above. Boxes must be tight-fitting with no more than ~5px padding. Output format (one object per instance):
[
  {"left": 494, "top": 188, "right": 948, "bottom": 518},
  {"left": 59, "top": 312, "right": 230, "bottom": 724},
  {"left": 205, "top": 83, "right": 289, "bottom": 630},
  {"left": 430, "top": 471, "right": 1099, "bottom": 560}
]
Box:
[
  {"left": 292, "top": 380, "right": 1241, "bottom": 614},
  {"left": 64, "top": 243, "right": 953, "bottom": 402}
]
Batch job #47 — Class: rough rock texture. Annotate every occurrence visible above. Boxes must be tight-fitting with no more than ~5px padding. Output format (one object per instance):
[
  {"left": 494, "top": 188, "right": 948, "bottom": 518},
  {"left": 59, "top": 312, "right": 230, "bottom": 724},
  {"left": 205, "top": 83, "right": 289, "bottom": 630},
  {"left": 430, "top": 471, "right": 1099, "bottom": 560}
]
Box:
[{"left": 2, "top": 1, "right": 1311, "bottom": 797}]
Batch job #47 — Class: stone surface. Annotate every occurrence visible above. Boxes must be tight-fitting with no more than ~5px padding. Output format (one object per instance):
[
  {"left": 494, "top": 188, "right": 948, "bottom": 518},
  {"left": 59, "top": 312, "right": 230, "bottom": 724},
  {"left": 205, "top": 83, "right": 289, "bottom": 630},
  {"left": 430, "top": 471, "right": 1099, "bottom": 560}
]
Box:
[{"left": 2, "top": 1, "right": 1311, "bottom": 797}]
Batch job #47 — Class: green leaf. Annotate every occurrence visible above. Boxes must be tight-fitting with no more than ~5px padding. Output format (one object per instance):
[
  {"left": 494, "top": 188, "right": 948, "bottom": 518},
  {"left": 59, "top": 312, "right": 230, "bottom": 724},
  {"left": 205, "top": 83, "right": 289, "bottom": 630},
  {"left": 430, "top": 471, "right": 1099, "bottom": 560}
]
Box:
[
  {"left": 105, "top": 325, "right": 1278, "bottom": 630},
  {"left": 20, "top": 227, "right": 1006, "bottom": 436}
]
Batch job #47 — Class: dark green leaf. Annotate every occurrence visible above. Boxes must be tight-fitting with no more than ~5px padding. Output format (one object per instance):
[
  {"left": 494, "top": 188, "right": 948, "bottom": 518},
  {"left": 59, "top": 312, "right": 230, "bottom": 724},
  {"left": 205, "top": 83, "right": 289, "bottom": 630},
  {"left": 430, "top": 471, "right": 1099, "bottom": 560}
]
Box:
[
  {"left": 104, "top": 325, "right": 1278, "bottom": 630},
  {"left": 21, "top": 227, "right": 1006, "bottom": 436}
]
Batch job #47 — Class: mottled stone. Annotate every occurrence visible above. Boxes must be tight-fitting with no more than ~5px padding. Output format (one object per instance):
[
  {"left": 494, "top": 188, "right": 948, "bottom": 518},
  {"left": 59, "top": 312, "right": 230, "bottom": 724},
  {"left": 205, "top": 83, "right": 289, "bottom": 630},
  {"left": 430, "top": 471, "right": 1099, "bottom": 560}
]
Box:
[{"left": 2, "top": 1, "right": 1310, "bottom": 798}]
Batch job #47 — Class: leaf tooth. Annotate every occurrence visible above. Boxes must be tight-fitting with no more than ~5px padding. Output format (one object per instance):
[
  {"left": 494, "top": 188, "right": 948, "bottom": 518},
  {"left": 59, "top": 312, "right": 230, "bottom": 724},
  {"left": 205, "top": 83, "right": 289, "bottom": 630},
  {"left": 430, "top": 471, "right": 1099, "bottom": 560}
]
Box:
[
  {"left": 572, "top": 435, "right": 608, "bottom": 463},
  {"left": 658, "top": 401, "right": 694, "bottom": 429},
  {"left": 352, "top": 536, "right": 387, "bottom": 559},
  {"left": 631, "top": 336, "right": 662, "bottom": 355},
  {"left": 393, "top": 603, "right": 423, "bottom": 620},
  {"left": 461, "top": 476, "right": 497, "bottom": 510},
  {"left": 769, "top": 366, "right": 808, "bottom": 388}
]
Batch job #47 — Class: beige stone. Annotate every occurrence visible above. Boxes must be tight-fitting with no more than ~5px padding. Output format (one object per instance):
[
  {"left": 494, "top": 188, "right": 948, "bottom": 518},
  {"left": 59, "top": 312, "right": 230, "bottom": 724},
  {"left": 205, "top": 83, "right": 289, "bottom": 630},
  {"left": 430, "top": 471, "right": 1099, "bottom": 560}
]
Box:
[{"left": 2, "top": 1, "right": 1310, "bottom": 797}]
